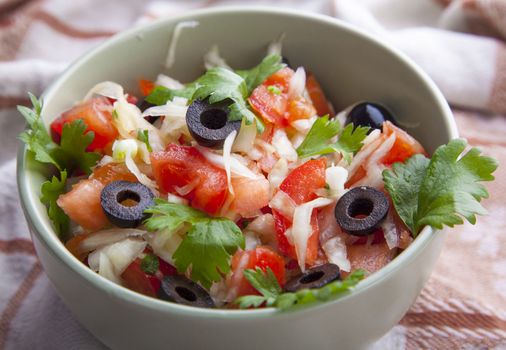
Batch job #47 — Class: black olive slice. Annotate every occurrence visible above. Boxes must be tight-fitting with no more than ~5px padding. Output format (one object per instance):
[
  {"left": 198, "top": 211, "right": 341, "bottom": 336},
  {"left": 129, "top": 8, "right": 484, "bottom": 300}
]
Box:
[
  {"left": 158, "top": 275, "right": 215, "bottom": 308},
  {"left": 284, "top": 264, "right": 341, "bottom": 293},
  {"left": 136, "top": 99, "right": 158, "bottom": 124},
  {"left": 334, "top": 186, "right": 389, "bottom": 236},
  {"left": 345, "top": 102, "right": 396, "bottom": 132},
  {"left": 186, "top": 99, "right": 241, "bottom": 149},
  {"left": 101, "top": 181, "right": 155, "bottom": 228}
]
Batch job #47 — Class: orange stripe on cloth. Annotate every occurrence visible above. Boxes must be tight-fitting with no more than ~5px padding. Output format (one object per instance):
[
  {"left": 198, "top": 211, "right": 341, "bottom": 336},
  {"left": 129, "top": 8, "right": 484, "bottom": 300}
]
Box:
[
  {"left": 32, "top": 10, "right": 116, "bottom": 39},
  {"left": 401, "top": 310, "right": 506, "bottom": 330},
  {"left": 0, "top": 239, "right": 35, "bottom": 255},
  {"left": 0, "top": 262, "right": 42, "bottom": 349}
]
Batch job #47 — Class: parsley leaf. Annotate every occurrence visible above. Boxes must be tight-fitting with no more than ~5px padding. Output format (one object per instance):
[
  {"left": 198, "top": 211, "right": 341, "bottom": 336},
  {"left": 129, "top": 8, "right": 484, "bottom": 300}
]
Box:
[
  {"left": 144, "top": 199, "right": 244, "bottom": 288},
  {"left": 53, "top": 119, "right": 100, "bottom": 175},
  {"left": 296, "top": 116, "right": 370, "bottom": 162},
  {"left": 140, "top": 254, "right": 160, "bottom": 275},
  {"left": 137, "top": 129, "right": 152, "bottom": 152},
  {"left": 383, "top": 139, "right": 498, "bottom": 236},
  {"left": 237, "top": 54, "right": 284, "bottom": 94},
  {"left": 145, "top": 84, "right": 197, "bottom": 106},
  {"left": 235, "top": 268, "right": 365, "bottom": 310},
  {"left": 40, "top": 170, "right": 69, "bottom": 239}
]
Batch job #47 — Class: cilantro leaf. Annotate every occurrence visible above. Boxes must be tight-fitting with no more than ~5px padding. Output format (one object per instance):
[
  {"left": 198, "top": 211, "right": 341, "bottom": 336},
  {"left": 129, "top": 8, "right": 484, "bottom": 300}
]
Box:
[
  {"left": 237, "top": 54, "right": 284, "bottom": 94},
  {"left": 383, "top": 139, "right": 498, "bottom": 236},
  {"left": 296, "top": 116, "right": 370, "bottom": 162},
  {"left": 18, "top": 94, "right": 60, "bottom": 169},
  {"left": 137, "top": 129, "right": 152, "bottom": 152},
  {"left": 235, "top": 268, "right": 365, "bottom": 310},
  {"left": 19, "top": 94, "right": 100, "bottom": 175},
  {"left": 140, "top": 254, "right": 160, "bottom": 275},
  {"left": 52, "top": 119, "right": 100, "bottom": 175},
  {"left": 145, "top": 84, "right": 197, "bottom": 106},
  {"left": 143, "top": 199, "right": 244, "bottom": 288},
  {"left": 40, "top": 170, "right": 69, "bottom": 239}
]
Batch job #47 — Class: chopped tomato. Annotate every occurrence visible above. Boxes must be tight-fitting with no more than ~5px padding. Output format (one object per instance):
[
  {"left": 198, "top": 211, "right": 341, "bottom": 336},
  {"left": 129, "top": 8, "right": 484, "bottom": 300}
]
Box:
[
  {"left": 50, "top": 96, "right": 117, "bottom": 152},
  {"left": 230, "top": 176, "right": 270, "bottom": 217},
  {"left": 343, "top": 242, "right": 397, "bottom": 278},
  {"left": 139, "top": 79, "right": 155, "bottom": 97},
  {"left": 121, "top": 258, "right": 161, "bottom": 298},
  {"left": 57, "top": 163, "right": 136, "bottom": 231},
  {"left": 228, "top": 246, "right": 286, "bottom": 298},
  {"left": 263, "top": 67, "right": 294, "bottom": 91},
  {"left": 65, "top": 233, "right": 90, "bottom": 261},
  {"left": 279, "top": 158, "right": 326, "bottom": 205},
  {"left": 382, "top": 121, "right": 425, "bottom": 165},
  {"left": 287, "top": 96, "right": 316, "bottom": 124},
  {"left": 249, "top": 85, "right": 288, "bottom": 126},
  {"left": 273, "top": 159, "right": 326, "bottom": 266},
  {"left": 151, "top": 144, "right": 228, "bottom": 214},
  {"left": 306, "top": 73, "right": 333, "bottom": 117}
]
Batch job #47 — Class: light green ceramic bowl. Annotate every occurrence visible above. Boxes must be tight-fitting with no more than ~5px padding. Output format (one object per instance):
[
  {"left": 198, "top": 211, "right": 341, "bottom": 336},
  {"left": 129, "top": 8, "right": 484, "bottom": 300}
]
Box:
[{"left": 17, "top": 7, "right": 457, "bottom": 350}]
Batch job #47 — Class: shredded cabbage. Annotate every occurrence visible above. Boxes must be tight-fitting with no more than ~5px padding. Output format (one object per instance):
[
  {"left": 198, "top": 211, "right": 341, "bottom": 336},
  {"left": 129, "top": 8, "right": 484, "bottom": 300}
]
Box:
[
  {"left": 83, "top": 81, "right": 124, "bottom": 101},
  {"left": 272, "top": 129, "right": 297, "bottom": 162},
  {"left": 268, "top": 158, "right": 289, "bottom": 193},
  {"left": 288, "top": 67, "right": 306, "bottom": 98},
  {"left": 204, "top": 45, "right": 232, "bottom": 70},
  {"left": 288, "top": 197, "right": 333, "bottom": 270},
  {"left": 196, "top": 146, "right": 260, "bottom": 179},
  {"left": 165, "top": 21, "right": 199, "bottom": 70},
  {"left": 322, "top": 236, "right": 351, "bottom": 272},
  {"left": 80, "top": 228, "right": 147, "bottom": 253},
  {"left": 155, "top": 74, "right": 185, "bottom": 90},
  {"left": 232, "top": 120, "right": 257, "bottom": 153},
  {"left": 267, "top": 33, "right": 285, "bottom": 56},
  {"left": 223, "top": 130, "right": 237, "bottom": 195},
  {"left": 325, "top": 166, "right": 348, "bottom": 199},
  {"left": 269, "top": 190, "right": 296, "bottom": 220}
]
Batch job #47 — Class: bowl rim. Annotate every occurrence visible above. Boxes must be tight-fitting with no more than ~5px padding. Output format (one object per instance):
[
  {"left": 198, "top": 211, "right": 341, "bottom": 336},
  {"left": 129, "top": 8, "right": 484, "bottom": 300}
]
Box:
[{"left": 17, "top": 5, "right": 458, "bottom": 319}]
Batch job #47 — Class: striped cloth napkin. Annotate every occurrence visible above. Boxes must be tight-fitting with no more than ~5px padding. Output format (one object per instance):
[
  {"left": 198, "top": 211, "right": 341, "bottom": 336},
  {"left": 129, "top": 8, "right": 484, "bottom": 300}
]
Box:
[{"left": 0, "top": 0, "right": 505, "bottom": 349}]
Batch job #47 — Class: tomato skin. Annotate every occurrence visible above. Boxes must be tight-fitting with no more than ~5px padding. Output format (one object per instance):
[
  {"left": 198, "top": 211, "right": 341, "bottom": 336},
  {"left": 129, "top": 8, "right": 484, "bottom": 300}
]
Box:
[
  {"left": 249, "top": 84, "right": 288, "bottom": 126},
  {"left": 50, "top": 96, "right": 117, "bottom": 151},
  {"left": 139, "top": 79, "right": 155, "bottom": 96},
  {"left": 306, "top": 73, "right": 333, "bottom": 117},
  {"left": 229, "top": 246, "right": 286, "bottom": 298},
  {"left": 264, "top": 67, "right": 294, "bottom": 91},
  {"left": 287, "top": 96, "right": 316, "bottom": 124},
  {"left": 121, "top": 258, "right": 161, "bottom": 297},
  {"left": 382, "top": 121, "right": 425, "bottom": 165},
  {"left": 151, "top": 144, "right": 228, "bottom": 214},
  {"left": 273, "top": 159, "right": 327, "bottom": 265},
  {"left": 279, "top": 158, "right": 327, "bottom": 205}
]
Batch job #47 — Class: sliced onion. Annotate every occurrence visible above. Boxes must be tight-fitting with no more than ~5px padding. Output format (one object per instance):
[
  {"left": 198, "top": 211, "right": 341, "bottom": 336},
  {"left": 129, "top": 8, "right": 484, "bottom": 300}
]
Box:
[
  {"left": 125, "top": 154, "right": 159, "bottom": 192},
  {"left": 155, "top": 74, "right": 185, "bottom": 90},
  {"left": 269, "top": 190, "right": 296, "bottom": 220},
  {"left": 347, "top": 134, "right": 384, "bottom": 179},
  {"left": 232, "top": 120, "right": 257, "bottom": 153},
  {"left": 174, "top": 177, "right": 199, "bottom": 196},
  {"left": 271, "top": 129, "right": 297, "bottom": 162},
  {"left": 196, "top": 146, "right": 260, "bottom": 179},
  {"left": 267, "top": 33, "right": 285, "bottom": 56},
  {"left": 204, "top": 45, "right": 232, "bottom": 70},
  {"left": 291, "top": 115, "right": 317, "bottom": 133},
  {"left": 225, "top": 251, "right": 250, "bottom": 302},
  {"left": 97, "top": 155, "right": 114, "bottom": 167},
  {"left": 354, "top": 133, "right": 396, "bottom": 188},
  {"left": 88, "top": 238, "right": 147, "bottom": 284},
  {"left": 288, "top": 197, "right": 333, "bottom": 270},
  {"left": 268, "top": 158, "right": 289, "bottom": 192},
  {"left": 167, "top": 193, "right": 189, "bottom": 205},
  {"left": 325, "top": 166, "right": 348, "bottom": 199},
  {"left": 223, "top": 130, "right": 237, "bottom": 195},
  {"left": 164, "top": 21, "right": 199, "bottom": 69},
  {"left": 288, "top": 67, "right": 306, "bottom": 98},
  {"left": 83, "top": 81, "right": 124, "bottom": 101},
  {"left": 147, "top": 230, "right": 183, "bottom": 265},
  {"left": 80, "top": 228, "right": 147, "bottom": 253},
  {"left": 244, "top": 231, "right": 261, "bottom": 250},
  {"left": 382, "top": 211, "right": 399, "bottom": 249},
  {"left": 142, "top": 102, "right": 187, "bottom": 118},
  {"left": 322, "top": 236, "right": 350, "bottom": 272},
  {"left": 246, "top": 214, "right": 276, "bottom": 243}
]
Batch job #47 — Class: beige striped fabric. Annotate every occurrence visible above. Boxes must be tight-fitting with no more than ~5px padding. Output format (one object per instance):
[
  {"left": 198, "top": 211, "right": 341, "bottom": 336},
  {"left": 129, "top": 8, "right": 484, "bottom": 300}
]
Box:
[{"left": 0, "top": 0, "right": 505, "bottom": 349}]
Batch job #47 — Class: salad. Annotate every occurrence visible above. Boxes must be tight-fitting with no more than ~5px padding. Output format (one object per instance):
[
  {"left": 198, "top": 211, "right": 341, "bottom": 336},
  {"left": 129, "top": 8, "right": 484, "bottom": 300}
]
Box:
[{"left": 19, "top": 39, "right": 497, "bottom": 310}]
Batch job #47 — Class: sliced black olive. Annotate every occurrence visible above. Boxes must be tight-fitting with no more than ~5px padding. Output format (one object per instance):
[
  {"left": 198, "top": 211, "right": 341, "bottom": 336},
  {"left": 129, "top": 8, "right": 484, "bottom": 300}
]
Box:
[
  {"left": 136, "top": 99, "right": 158, "bottom": 124},
  {"left": 334, "top": 186, "right": 389, "bottom": 236},
  {"left": 345, "top": 102, "right": 396, "bottom": 132},
  {"left": 186, "top": 98, "right": 241, "bottom": 149},
  {"left": 281, "top": 56, "right": 292, "bottom": 68},
  {"left": 284, "top": 264, "right": 341, "bottom": 293},
  {"left": 158, "top": 275, "right": 215, "bottom": 308},
  {"left": 101, "top": 181, "right": 155, "bottom": 228}
]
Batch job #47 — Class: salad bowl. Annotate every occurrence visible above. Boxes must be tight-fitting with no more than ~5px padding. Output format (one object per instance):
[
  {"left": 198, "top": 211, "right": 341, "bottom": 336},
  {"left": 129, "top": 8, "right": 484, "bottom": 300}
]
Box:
[{"left": 17, "top": 6, "right": 457, "bottom": 350}]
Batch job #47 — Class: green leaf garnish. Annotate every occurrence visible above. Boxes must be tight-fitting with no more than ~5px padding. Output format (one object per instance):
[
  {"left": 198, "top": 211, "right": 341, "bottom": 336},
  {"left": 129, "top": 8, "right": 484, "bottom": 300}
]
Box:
[
  {"left": 383, "top": 139, "right": 498, "bottom": 236},
  {"left": 140, "top": 254, "right": 160, "bottom": 275},
  {"left": 144, "top": 54, "right": 283, "bottom": 134},
  {"left": 267, "top": 85, "right": 282, "bottom": 95},
  {"left": 137, "top": 129, "right": 152, "bottom": 152},
  {"left": 40, "top": 170, "right": 69, "bottom": 239},
  {"left": 235, "top": 268, "right": 365, "bottom": 310},
  {"left": 296, "top": 116, "right": 370, "bottom": 162},
  {"left": 144, "top": 199, "right": 245, "bottom": 288}
]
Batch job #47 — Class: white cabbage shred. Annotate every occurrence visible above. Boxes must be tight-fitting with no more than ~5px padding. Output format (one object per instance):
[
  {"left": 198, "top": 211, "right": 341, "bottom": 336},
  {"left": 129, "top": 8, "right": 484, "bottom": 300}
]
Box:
[{"left": 165, "top": 21, "right": 199, "bottom": 70}]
